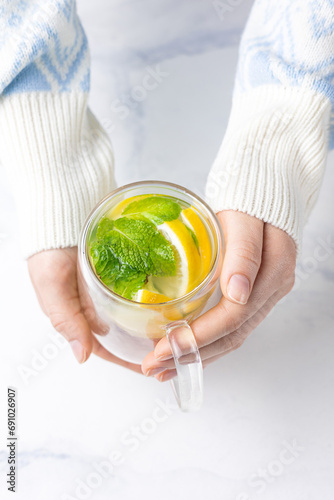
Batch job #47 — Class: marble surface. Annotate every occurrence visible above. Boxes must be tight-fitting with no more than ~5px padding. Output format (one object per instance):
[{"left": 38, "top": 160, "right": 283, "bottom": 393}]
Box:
[{"left": 1, "top": 1, "right": 334, "bottom": 499}]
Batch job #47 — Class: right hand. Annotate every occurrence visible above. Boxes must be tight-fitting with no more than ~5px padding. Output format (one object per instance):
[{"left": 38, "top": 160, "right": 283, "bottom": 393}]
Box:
[
  {"left": 142, "top": 211, "right": 296, "bottom": 381},
  {"left": 28, "top": 246, "right": 142, "bottom": 373}
]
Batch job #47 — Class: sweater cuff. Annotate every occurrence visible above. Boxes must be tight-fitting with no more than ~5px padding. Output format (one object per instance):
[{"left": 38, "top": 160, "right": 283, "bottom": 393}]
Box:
[
  {"left": 205, "top": 85, "right": 331, "bottom": 250},
  {"left": 0, "top": 92, "right": 115, "bottom": 258}
]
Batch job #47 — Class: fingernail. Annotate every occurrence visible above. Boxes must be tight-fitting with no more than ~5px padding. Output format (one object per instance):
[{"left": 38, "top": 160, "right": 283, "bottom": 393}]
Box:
[
  {"left": 227, "top": 274, "right": 250, "bottom": 304},
  {"left": 145, "top": 367, "right": 165, "bottom": 377},
  {"left": 156, "top": 370, "right": 177, "bottom": 382},
  {"left": 70, "top": 340, "right": 86, "bottom": 363}
]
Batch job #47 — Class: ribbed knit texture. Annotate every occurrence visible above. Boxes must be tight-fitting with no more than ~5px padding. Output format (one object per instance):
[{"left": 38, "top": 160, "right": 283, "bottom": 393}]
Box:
[
  {"left": 0, "top": 92, "right": 115, "bottom": 257},
  {"left": 0, "top": 1, "right": 115, "bottom": 258},
  {"left": 1, "top": 0, "right": 334, "bottom": 256},
  {"left": 206, "top": 86, "right": 331, "bottom": 249},
  {"left": 206, "top": 0, "right": 334, "bottom": 250}
]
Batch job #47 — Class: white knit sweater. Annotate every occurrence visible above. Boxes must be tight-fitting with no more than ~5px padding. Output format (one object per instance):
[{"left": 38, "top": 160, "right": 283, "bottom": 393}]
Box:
[
  {"left": 206, "top": 1, "right": 334, "bottom": 250},
  {"left": 0, "top": 1, "right": 333, "bottom": 257},
  {"left": 0, "top": 1, "right": 115, "bottom": 257}
]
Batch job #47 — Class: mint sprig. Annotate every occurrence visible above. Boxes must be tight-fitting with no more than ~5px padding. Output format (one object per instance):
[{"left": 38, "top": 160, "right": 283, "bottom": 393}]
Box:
[
  {"left": 90, "top": 200, "right": 180, "bottom": 300},
  {"left": 90, "top": 243, "right": 120, "bottom": 288},
  {"left": 122, "top": 196, "right": 182, "bottom": 225},
  {"left": 114, "top": 267, "right": 147, "bottom": 300},
  {"left": 91, "top": 242, "right": 147, "bottom": 299},
  {"left": 97, "top": 217, "right": 176, "bottom": 276}
]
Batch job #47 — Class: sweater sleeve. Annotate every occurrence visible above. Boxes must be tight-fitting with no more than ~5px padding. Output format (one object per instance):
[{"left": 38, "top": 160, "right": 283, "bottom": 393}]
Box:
[
  {"left": 0, "top": 0, "right": 116, "bottom": 258},
  {"left": 205, "top": 0, "right": 334, "bottom": 250}
]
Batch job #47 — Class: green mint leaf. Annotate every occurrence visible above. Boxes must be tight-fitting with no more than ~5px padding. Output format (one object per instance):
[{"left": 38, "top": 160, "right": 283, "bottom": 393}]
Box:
[
  {"left": 96, "top": 216, "right": 176, "bottom": 276},
  {"left": 122, "top": 195, "right": 182, "bottom": 225},
  {"left": 96, "top": 217, "right": 114, "bottom": 241},
  {"left": 90, "top": 243, "right": 120, "bottom": 287},
  {"left": 95, "top": 217, "right": 152, "bottom": 273},
  {"left": 150, "top": 231, "right": 176, "bottom": 276},
  {"left": 110, "top": 217, "right": 156, "bottom": 273},
  {"left": 90, "top": 242, "right": 146, "bottom": 299},
  {"left": 90, "top": 213, "right": 177, "bottom": 299},
  {"left": 114, "top": 266, "right": 147, "bottom": 299}
]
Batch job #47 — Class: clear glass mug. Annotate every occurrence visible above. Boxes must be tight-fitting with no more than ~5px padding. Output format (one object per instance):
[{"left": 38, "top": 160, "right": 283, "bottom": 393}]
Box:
[{"left": 78, "top": 181, "right": 223, "bottom": 412}]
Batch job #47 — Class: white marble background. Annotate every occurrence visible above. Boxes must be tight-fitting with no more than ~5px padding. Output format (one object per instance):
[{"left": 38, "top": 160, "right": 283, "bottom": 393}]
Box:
[{"left": 1, "top": 0, "right": 334, "bottom": 499}]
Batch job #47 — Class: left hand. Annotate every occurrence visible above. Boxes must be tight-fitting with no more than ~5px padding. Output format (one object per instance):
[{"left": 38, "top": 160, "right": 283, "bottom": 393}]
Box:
[
  {"left": 28, "top": 247, "right": 142, "bottom": 373},
  {"left": 141, "top": 210, "right": 297, "bottom": 381}
]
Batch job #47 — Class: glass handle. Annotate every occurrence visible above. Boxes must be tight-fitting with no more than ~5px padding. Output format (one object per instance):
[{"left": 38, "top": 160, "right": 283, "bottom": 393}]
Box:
[{"left": 166, "top": 320, "right": 203, "bottom": 412}]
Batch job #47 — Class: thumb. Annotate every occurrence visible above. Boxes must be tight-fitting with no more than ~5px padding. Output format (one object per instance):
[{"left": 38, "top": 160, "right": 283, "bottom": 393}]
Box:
[
  {"left": 28, "top": 249, "right": 94, "bottom": 364},
  {"left": 217, "top": 211, "right": 264, "bottom": 305}
]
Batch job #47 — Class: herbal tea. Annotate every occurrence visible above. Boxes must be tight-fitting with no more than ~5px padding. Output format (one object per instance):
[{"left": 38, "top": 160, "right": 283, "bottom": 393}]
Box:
[{"left": 89, "top": 194, "right": 213, "bottom": 303}]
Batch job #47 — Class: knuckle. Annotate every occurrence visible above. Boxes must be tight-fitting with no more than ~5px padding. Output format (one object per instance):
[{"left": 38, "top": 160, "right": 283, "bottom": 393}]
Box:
[
  {"left": 227, "top": 315, "right": 241, "bottom": 334},
  {"left": 48, "top": 309, "right": 79, "bottom": 338},
  {"left": 232, "top": 239, "right": 262, "bottom": 270},
  {"left": 223, "top": 330, "right": 245, "bottom": 352},
  {"left": 49, "top": 312, "right": 68, "bottom": 334},
  {"left": 220, "top": 334, "right": 235, "bottom": 352},
  {"left": 216, "top": 300, "right": 246, "bottom": 332},
  {"left": 50, "top": 320, "right": 68, "bottom": 337}
]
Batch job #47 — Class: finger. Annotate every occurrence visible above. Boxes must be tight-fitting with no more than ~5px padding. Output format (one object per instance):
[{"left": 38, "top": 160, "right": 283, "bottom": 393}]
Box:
[
  {"left": 48, "top": 299, "right": 93, "bottom": 363},
  {"left": 154, "top": 369, "right": 177, "bottom": 383},
  {"left": 153, "top": 293, "right": 261, "bottom": 362},
  {"left": 202, "top": 349, "right": 235, "bottom": 368},
  {"left": 152, "top": 342, "right": 255, "bottom": 381},
  {"left": 153, "top": 224, "right": 295, "bottom": 363},
  {"left": 193, "top": 288, "right": 285, "bottom": 362},
  {"left": 147, "top": 349, "right": 236, "bottom": 382},
  {"left": 92, "top": 336, "right": 143, "bottom": 374},
  {"left": 29, "top": 250, "right": 94, "bottom": 363},
  {"left": 143, "top": 288, "right": 283, "bottom": 374},
  {"left": 151, "top": 348, "right": 238, "bottom": 381},
  {"left": 142, "top": 351, "right": 175, "bottom": 375},
  {"left": 153, "top": 237, "right": 286, "bottom": 362},
  {"left": 142, "top": 345, "right": 236, "bottom": 374},
  {"left": 218, "top": 210, "right": 264, "bottom": 305}
]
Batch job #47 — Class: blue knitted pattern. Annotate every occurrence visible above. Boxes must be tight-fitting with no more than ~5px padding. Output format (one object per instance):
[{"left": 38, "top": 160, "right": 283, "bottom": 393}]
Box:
[
  {"left": 1, "top": 0, "right": 333, "bottom": 145},
  {"left": 0, "top": 0, "right": 90, "bottom": 95},
  {"left": 235, "top": 0, "right": 334, "bottom": 147}
]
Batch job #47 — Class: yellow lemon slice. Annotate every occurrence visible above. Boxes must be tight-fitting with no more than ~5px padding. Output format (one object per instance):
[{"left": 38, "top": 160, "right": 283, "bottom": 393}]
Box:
[
  {"left": 152, "top": 219, "right": 202, "bottom": 298},
  {"left": 107, "top": 194, "right": 149, "bottom": 219},
  {"left": 135, "top": 289, "right": 172, "bottom": 304},
  {"left": 181, "top": 207, "right": 212, "bottom": 279}
]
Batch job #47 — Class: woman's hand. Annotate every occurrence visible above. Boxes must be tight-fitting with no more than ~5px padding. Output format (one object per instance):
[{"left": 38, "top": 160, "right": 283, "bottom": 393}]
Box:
[
  {"left": 28, "top": 247, "right": 142, "bottom": 373},
  {"left": 141, "top": 211, "right": 297, "bottom": 381},
  {"left": 28, "top": 209, "right": 296, "bottom": 382}
]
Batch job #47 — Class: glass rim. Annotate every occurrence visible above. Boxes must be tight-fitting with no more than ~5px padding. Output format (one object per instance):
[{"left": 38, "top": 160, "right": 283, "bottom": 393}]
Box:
[{"left": 79, "top": 180, "right": 222, "bottom": 308}]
